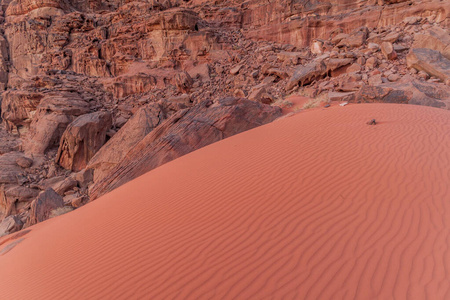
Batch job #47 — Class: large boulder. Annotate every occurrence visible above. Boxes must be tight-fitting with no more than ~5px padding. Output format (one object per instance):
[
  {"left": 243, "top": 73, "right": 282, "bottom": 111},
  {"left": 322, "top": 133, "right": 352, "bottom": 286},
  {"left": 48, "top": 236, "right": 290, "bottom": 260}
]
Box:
[
  {"left": 380, "top": 42, "right": 397, "bottom": 60},
  {"left": 354, "top": 85, "right": 411, "bottom": 104},
  {"left": 51, "top": 177, "right": 78, "bottom": 196},
  {"left": 405, "top": 81, "right": 450, "bottom": 109},
  {"left": 5, "top": 186, "right": 40, "bottom": 203},
  {"left": 89, "top": 98, "right": 282, "bottom": 199},
  {"left": 15, "top": 156, "right": 33, "bottom": 168},
  {"left": 0, "top": 215, "right": 23, "bottom": 237},
  {"left": 412, "top": 27, "right": 450, "bottom": 60},
  {"left": 26, "top": 92, "right": 90, "bottom": 155},
  {"left": 406, "top": 48, "right": 450, "bottom": 82},
  {"left": 87, "top": 102, "right": 171, "bottom": 184},
  {"left": 286, "top": 60, "right": 327, "bottom": 90},
  {"left": 353, "top": 76, "right": 450, "bottom": 109},
  {"left": 56, "top": 111, "right": 112, "bottom": 172},
  {"left": 3, "top": 186, "right": 40, "bottom": 217},
  {"left": 248, "top": 83, "right": 274, "bottom": 104},
  {"left": 26, "top": 188, "right": 64, "bottom": 226},
  {"left": 286, "top": 57, "right": 353, "bottom": 90},
  {"left": 0, "top": 186, "right": 39, "bottom": 220}
]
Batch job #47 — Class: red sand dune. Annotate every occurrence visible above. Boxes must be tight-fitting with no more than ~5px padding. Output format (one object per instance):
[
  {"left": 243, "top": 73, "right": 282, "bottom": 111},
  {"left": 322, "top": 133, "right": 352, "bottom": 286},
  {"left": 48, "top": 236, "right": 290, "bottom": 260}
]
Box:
[{"left": 0, "top": 103, "right": 450, "bottom": 299}]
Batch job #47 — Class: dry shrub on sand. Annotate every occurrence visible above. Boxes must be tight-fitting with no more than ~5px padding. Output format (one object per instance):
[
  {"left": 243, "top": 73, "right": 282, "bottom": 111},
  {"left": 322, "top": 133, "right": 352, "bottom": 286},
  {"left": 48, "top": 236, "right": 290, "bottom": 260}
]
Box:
[
  {"left": 49, "top": 206, "right": 74, "bottom": 219},
  {"left": 302, "top": 93, "right": 329, "bottom": 109},
  {"left": 272, "top": 99, "right": 294, "bottom": 109}
]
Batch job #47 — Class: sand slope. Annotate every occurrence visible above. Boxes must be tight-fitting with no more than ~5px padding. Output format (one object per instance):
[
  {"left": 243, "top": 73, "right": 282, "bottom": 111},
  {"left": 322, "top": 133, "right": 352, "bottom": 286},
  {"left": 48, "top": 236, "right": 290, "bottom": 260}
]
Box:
[{"left": 0, "top": 104, "right": 449, "bottom": 299}]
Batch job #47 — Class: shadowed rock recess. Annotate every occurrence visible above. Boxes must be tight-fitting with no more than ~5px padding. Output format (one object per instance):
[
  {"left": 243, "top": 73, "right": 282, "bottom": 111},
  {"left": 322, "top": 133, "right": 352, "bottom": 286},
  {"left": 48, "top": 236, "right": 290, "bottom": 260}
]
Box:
[{"left": 0, "top": 0, "right": 449, "bottom": 232}]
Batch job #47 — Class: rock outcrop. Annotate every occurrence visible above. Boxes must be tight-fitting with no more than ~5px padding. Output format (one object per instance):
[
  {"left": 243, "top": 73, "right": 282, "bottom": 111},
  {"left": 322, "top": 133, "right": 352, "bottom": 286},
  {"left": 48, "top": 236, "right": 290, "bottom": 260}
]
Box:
[
  {"left": 407, "top": 48, "right": 450, "bottom": 83},
  {"left": 286, "top": 56, "right": 353, "bottom": 90},
  {"left": 412, "top": 27, "right": 450, "bottom": 60},
  {"left": 56, "top": 111, "right": 112, "bottom": 172},
  {"left": 107, "top": 74, "right": 157, "bottom": 99},
  {"left": 355, "top": 85, "right": 411, "bottom": 104},
  {"left": 89, "top": 98, "right": 282, "bottom": 199},
  {"left": 87, "top": 102, "right": 171, "bottom": 184}
]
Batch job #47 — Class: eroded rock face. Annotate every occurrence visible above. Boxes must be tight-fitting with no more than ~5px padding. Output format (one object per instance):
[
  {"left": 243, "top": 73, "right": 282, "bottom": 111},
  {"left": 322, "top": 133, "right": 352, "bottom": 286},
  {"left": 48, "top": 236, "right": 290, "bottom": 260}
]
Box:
[
  {"left": 1, "top": 91, "right": 44, "bottom": 135},
  {"left": 87, "top": 102, "right": 171, "bottom": 184},
  {"left": 107, "top": 74, "right": 157, "bottom": 99},
  {"left": 89, "top": 98, "right": 282, "bottom": 199},
  {"left": 56, "top": 111, "right": 112, "bottom": 172},
  {"left": 5, "top": 0, "right": 64, "bottom": 17},
  {"left": 243, "top": 0, "right": 449, "bottom": 48}
]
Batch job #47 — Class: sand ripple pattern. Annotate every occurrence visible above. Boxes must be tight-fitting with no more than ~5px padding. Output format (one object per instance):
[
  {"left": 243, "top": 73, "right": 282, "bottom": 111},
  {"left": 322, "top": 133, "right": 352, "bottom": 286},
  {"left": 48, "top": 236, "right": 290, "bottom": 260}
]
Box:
[{"left": 0, "top": 104, "right": 449, "bottom": 299}]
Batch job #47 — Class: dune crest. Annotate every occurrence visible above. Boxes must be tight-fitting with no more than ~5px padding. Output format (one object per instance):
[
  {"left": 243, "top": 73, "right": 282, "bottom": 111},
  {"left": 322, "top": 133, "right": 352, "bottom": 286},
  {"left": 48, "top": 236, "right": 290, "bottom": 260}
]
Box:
[{"left": 0, "top": 104, "right": 449, "bottom": 299}]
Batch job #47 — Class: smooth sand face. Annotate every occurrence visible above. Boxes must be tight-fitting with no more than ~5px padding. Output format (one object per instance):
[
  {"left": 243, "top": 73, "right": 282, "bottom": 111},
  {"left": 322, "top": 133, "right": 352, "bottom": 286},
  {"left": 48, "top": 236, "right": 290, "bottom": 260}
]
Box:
[{"left": 0, "top": 104, "right": 449, "bottom": 299}]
